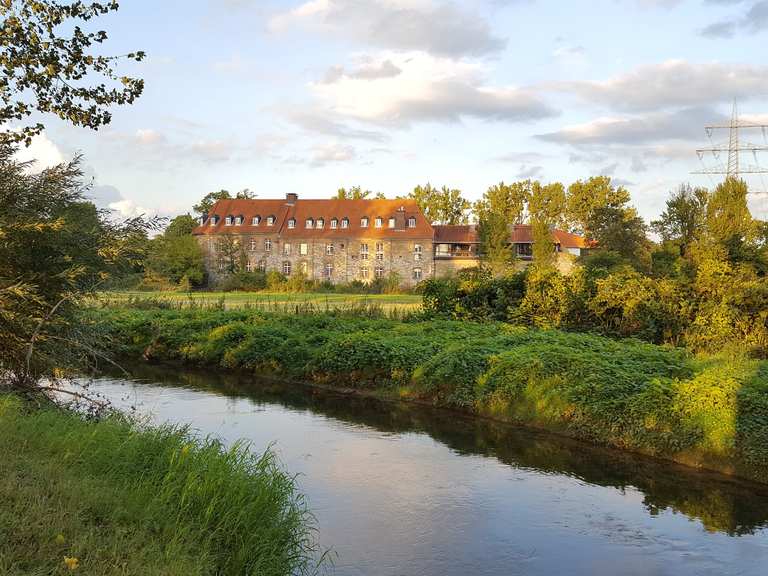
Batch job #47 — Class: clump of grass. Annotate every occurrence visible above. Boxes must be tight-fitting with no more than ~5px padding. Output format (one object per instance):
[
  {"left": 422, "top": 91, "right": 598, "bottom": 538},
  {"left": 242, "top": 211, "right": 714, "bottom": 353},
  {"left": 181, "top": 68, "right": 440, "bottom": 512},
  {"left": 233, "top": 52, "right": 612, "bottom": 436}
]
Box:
[{"left": 0, "top": 395, "right": 322, "bottom": 576}]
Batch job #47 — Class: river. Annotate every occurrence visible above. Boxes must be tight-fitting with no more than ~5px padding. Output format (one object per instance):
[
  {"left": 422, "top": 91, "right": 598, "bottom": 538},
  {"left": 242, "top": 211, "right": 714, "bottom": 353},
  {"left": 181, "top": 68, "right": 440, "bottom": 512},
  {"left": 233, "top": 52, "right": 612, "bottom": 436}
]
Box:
[{"left": 85, "top": 363, "right": 768, "bottom": 576}]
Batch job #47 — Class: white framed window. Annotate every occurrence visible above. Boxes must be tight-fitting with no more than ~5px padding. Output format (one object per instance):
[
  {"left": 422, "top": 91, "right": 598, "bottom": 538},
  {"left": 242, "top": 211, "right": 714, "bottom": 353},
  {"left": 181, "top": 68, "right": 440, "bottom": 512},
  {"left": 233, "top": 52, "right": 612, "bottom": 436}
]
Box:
[
  {"left": 360, "top": 243, "right": 369, "bottom": 260},
  {"left": 283, "top": 243, "right": 292, "bottom": 256},
  {"left": 408, "top": 217, "right": 416, "bottom": 228},
  {"left": 324, "top": 263, "right": 333, "bottom": 278},
  {"left": 218, "top": 260, "right": 225, "bottom": 272},
  {"left": 360, "top": 266, "right": 369, "bottom": 279},
  {"left": 325, "top": 243, "right": 334, "bottom": 255},
  {"left": 288, "top": 218, "right": 296, "bottom": 229},
  {"left": 267, "top": 215, "right": 275, "bottom": 226},
  {"left": 317, "top": 218, "right": 324, "bottom": 229},
  {"left": 341, "top": 217, "right": 349, "bottom": 229},
  {"left": 331, "top": 218, "right": 338, "bottom": 229},
  {"left": 414, "top": 244, "right": 423, "bottom": 261},
  {"left": 249, "top": 238, "right": 257, "bottom": 251},
  {"left": 375, "top": 242, "right": 384, "bottom": 261},
  {"left": 225, "top": 216, "right": 233, "bottom": 226},
  {"left": 257, "top": 259, "right": 266, "bottom": 272},
  {"left": 305, "top": 218, "right": 314, "bottom": 229},
  {"left": 300, "top": 243, "right": 308, "bottom": 256},
  {"left": 375, "top": 266, "right": 384, "bottom": 279},
  {"left": 252, "top": 215, "right": 261, "bottom": 225},
  {"left": 283, "top": 261, "right": 292, "bottom": 275},
  {"left": 374, "top": 217, "right": 383, "bottom": 228},
  {"left": 413, "top": 268, "right": 422, "bottom": 281},
  {"left": 360, "top": 217, "right": 369, "bottom": 228},
  {"left": 235, "top": 216, "right": 243, "bottom": 225},
  {"left": 246, "top": 261, "right": 254, "bottom": 272},
  {"left": 264, "top": 238, "right": 272, "bottom": 252},
  {"left": 300, "top": 261, "right": 308, "bottom": 274},
  {"left": 209, "top": 216, "right": 218, "bottom": 226},
  {"left": 388, "top": 217, "right": 396, "bottom": 228}
]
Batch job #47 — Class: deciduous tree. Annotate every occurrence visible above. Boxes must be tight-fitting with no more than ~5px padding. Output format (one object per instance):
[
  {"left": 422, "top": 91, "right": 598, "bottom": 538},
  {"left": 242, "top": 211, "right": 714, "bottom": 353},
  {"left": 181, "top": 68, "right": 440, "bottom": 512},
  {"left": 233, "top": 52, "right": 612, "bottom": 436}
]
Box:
[{"left": 0, "top": 0, "right": 145, "bottom": 145}]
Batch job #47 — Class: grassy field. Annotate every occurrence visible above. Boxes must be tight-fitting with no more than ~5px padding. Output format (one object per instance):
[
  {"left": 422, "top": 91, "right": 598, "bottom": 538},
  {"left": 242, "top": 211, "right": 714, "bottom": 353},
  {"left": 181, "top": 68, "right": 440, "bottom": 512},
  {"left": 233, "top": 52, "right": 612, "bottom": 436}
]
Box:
[
  {"left": 0, "top": 395, "right": 320, "bottom": 576},
  {"left": 99, "top": 290, "right": 423, "bottom": 312}
]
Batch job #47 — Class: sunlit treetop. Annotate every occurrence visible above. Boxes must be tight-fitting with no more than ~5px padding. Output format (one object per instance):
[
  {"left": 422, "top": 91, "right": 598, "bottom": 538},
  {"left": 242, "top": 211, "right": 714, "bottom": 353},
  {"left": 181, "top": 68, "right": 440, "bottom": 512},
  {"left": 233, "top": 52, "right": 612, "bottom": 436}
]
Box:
[{"left": 0, "top": 0, "right": 144, "bottom": 145}]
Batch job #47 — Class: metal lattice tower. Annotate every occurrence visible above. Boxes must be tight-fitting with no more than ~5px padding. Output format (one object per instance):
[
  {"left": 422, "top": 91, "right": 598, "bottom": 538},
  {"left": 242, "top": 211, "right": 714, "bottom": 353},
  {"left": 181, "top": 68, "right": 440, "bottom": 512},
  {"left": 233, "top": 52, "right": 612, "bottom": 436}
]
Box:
[{"left": 694, "top": 100, "right": 768, "bottom": 217}]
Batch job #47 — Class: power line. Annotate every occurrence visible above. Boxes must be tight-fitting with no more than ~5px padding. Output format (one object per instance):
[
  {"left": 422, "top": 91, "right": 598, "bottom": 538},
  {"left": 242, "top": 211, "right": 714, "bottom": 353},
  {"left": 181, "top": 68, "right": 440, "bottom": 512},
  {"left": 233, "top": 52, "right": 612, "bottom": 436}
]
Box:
[{"left": 692, "top": 100, "right": 768, "bottom": 218}]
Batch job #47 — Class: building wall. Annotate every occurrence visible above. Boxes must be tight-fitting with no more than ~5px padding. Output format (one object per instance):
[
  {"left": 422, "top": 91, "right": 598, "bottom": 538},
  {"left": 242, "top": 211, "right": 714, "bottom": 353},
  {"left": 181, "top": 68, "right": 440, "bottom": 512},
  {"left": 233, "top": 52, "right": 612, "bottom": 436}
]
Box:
[
  {"left": 198, "top": 234, "right": 432, "bottom": 287},
  {"left": 434, "top": 257, "right": 480, "bottom": 277}
]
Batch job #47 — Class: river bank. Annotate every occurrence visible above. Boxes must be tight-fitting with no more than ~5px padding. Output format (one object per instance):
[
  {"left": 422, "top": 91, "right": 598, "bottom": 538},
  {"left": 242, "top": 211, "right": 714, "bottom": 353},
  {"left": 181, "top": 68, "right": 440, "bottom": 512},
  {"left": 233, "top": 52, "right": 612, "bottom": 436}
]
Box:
[
  {"left": 0, "top": 394, "right": 319, "bottom": 576},
  {"left": 88, "top": 305, "right": 768, "bottom": 484}
]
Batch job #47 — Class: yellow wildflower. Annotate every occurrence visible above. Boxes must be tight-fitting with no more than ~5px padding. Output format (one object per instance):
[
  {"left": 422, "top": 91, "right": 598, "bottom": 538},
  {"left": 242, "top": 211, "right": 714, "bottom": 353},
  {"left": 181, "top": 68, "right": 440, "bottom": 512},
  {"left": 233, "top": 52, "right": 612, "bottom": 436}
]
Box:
[
  {"left": 63, "top": 556, "right": 79, "bottom": 571},
  {"left": 181, "top": 445, "right": 191, "bottom": 456},
  {"left": 54, "top": 533, "right": 65, "bottom": 545}
]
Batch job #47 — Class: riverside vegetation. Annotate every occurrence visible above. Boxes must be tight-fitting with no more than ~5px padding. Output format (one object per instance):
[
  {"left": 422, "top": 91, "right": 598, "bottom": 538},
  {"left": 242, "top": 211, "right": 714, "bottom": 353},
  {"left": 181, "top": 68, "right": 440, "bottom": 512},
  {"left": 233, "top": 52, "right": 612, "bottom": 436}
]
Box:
[
  {"left": 89, "top": 304, "right": 768, "bottom": 484},
  {"left": 0, "top": 394, "right": 320, "bottom": 576}
]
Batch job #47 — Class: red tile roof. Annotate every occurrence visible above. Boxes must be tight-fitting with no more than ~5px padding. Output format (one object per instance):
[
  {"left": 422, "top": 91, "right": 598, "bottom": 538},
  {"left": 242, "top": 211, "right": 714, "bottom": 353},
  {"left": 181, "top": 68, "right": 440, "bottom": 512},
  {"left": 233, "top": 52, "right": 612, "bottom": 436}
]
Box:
[
  {"left": 192, "top": 197, "right": 433, "bottom": 239},
  {"left": 433, "top": 224, "right": 588, "bottom": 249}
]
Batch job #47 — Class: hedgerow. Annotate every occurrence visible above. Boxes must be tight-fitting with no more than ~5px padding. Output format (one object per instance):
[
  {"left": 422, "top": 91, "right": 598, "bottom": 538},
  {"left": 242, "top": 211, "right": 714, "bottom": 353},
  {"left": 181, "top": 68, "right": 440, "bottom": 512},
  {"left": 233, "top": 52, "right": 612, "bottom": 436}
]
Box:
[{"left": 88, "top": 306, "right": 768, "bottom": 483}]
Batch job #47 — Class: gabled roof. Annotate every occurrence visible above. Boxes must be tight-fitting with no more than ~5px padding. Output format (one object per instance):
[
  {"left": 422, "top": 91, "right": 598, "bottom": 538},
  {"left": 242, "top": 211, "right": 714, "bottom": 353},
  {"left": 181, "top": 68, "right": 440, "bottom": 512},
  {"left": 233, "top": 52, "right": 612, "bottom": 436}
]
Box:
[
  {"left": 432, "top": 224, "right": 589, "bottom": 249},
  {"left": 192, "top": 197, "right": 433, "bottom": 239}
]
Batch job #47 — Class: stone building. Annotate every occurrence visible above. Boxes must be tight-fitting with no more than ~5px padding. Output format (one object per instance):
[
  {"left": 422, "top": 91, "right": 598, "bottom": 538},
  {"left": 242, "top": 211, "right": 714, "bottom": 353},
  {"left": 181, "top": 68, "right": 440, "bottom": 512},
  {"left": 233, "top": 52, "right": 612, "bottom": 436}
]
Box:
[
  {"left": 192, "top": 194, "right": 434, "bottom": 287},
  {"left": 192, "top": 194, "right": 590, "bottom": 286}
]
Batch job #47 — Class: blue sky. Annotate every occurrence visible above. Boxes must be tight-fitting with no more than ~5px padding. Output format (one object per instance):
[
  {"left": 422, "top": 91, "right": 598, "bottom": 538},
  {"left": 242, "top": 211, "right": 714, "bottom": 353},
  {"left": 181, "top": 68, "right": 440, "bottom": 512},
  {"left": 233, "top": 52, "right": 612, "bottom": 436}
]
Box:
[{"left": 27, "top": 0, "right": 768, "bottom": 222}]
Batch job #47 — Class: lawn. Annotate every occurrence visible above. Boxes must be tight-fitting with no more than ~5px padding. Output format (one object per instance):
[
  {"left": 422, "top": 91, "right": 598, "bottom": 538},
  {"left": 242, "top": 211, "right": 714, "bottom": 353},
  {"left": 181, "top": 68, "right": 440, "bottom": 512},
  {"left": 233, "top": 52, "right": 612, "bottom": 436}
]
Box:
[{"left": 99, "top": 290, "right": 423, "bottom": 312}]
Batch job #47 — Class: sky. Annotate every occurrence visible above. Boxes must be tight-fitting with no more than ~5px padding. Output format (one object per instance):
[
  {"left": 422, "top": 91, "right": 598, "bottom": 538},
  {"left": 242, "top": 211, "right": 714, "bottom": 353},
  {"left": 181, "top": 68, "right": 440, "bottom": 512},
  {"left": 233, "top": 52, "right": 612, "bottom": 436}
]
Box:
[{"left": 23, "top": 0, "right": 768, "bottom": 223}]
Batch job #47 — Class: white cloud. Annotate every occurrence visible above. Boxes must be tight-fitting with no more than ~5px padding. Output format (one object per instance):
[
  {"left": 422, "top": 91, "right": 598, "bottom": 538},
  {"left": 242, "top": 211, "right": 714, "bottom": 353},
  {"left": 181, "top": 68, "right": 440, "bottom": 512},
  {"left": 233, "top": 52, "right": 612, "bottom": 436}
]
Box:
[
  {"left": 310, "top": 142, "right": 357, "bottom": 166},
  {"left": 550, "top": 60, "right": 768, "bottom": 111},
  {"left": 310, "top": 52, "right": 557, "bottom": 127},
  {"left": 537, "top": 106, "right": 721, "bottom": 145},
  {"left": 269, "top": 0, "right": 506, "bottom": 57},
  {"left": 108, "top": 199, "right": 155, "bottom": 218},
  {"left": 135, "top": 129, "right": 165, "bottom": 145},
  {"left": 13, "top": 132, "right": 64, "bottom": 171}
]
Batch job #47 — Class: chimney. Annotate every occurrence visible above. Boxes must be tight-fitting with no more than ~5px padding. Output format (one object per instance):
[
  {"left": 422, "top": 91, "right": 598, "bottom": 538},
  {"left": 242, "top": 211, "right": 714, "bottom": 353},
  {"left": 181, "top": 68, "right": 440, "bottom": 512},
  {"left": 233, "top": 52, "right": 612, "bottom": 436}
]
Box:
[{"left": 286, "top": 192, "right": 298, "bottom": 205}]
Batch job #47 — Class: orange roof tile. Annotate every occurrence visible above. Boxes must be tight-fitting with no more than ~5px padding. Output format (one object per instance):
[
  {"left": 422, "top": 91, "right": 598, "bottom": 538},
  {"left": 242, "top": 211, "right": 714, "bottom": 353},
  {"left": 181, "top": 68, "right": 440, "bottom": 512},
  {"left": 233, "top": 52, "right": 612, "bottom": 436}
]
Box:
[
  {"left": 433, "top": 224, "right": 588, "bottom": 249},
  {"left": 192, "top": 197, "right": 433, "bottom": 239}
]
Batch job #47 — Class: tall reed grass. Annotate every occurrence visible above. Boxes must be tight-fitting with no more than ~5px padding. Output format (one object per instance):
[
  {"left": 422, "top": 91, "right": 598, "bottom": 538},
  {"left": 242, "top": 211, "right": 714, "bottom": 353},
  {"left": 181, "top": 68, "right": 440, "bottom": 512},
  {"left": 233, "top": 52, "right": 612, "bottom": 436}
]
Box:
[{"left": 0, "top": 394, "right": 322, "bottom": 576}]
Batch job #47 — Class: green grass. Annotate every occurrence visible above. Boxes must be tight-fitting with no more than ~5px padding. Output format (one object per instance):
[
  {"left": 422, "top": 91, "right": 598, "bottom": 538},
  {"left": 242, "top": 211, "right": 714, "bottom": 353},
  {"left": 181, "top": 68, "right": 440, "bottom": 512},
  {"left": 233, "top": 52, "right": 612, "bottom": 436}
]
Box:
[
  {"left": 87, "top": 304, "right": 768, "bottom": 484},
  {"left": 0, "top": 395, "right": 320, "bottom": 576},
  {"left": 98, "top": 290, "right": 422, "bottom": 312}
]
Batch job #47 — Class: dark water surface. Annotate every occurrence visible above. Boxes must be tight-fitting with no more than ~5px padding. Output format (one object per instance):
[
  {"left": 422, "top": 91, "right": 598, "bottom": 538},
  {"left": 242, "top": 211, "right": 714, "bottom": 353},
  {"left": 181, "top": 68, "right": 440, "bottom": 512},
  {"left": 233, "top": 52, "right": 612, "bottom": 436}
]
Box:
[{"left": 88, "top": 364, "right": 768, "bottom": 576}]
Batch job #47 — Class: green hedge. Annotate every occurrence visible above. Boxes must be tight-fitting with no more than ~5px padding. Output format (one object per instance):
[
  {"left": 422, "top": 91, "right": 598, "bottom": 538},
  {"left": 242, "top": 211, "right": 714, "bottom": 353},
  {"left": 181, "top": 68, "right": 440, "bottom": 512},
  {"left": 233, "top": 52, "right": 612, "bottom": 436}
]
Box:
[{"left": 88, "top": 306, "right": 768, "bottom": 483}]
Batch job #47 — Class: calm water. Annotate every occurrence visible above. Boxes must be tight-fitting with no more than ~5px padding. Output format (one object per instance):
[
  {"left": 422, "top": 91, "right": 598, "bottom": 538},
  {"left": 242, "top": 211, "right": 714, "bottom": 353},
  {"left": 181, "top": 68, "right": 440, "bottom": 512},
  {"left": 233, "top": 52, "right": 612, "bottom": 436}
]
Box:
[{"left": 86, "top": 364, "right": 768, "bottom": 576}]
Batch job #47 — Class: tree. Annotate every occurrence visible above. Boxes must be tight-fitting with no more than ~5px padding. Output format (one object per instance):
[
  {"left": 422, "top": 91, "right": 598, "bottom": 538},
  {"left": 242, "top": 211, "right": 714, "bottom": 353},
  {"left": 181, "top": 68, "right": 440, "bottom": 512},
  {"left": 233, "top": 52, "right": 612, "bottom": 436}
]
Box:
[
  {"left": 473, "top": 181, "right": 530, "bottom": 226},
  {"left": 528, "top": 182, "right": 566, "bottom": 269},
  {"left": 705, "top": 178, "right": 754, "bottom": 249},
  {"left": 566, "top": 176, "right": 631, "bottom": 238},
  {"left": 477, "top": 211, "right": 513, "bottom": 275},
  {"left": 651, "top": 184, "right": 709, "bottom": 256},
  {"left": 335, "top": 186, "right": 373, "bottom": 200},
  {"left": 408, "top": 183, "right": 470, "bottom": 224},
  {"left": 194, "top": 190, "right": 232, "bottom": 216},
  {"left": 587, "top": 205, "right": 650, "bottom": 268},
  {"left": 146, "top": 215, "right": 206, "bottom": 287},
  {"left": 216, "top": 234, "right": 246, "bottom": 275},
  {"left": 0, "top": 147, "right": 157, "bottom": 395},
  {"left": 0, "top": 1, "right": 145, "bottom": 145}
]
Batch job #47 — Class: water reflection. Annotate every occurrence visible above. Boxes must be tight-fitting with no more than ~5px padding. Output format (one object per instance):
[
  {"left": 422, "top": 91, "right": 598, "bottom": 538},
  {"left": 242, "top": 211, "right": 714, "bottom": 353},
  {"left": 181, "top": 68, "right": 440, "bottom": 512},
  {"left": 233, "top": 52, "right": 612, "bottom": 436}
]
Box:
[{"left": 105, "top": 362, "right": 768, "bottom": 538}]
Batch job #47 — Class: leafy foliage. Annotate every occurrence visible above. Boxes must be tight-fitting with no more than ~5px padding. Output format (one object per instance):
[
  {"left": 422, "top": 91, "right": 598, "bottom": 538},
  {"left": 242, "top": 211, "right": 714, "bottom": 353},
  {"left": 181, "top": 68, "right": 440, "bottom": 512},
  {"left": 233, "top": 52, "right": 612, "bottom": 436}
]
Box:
[{"left": 0, "top": 0, "right": 145, "bottom": 144}]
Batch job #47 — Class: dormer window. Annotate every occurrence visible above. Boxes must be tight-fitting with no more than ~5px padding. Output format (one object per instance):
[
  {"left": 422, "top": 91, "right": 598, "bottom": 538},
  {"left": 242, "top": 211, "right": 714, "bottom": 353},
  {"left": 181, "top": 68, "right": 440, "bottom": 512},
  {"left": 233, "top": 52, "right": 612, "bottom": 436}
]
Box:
[
  {"left": 288, "top": 218, "right": 296, "bottom": 229},
  {"left": 305, "top": 218, "right": 314, "bottom": 229},
  {"left": 388, "top": 217, "right": 396, "bottom": 228},
  {"left": 252, "top": 215, "right": 261, "bottom": 225},
  {"left": 209, "top": 216, "right": 218, "bottom": 226},
  {"left": 234, "top": 215, "right": 243, "bottom": 225},
  {"left": 317, "top": 218, "right": 324, "bottom": 229},
  {"left": 374, "top": 217, "right": 383, "bottom": 228},
  {"left": 331, "top": 218, "right": 338, "bottom": 229},
  {"left": 341, "top": 217, "right": 349, "bottom": 229},
  {"left": 225, "top": 216, "right": 233, "bottom": 226},
  {"left": 267, "top": 215, "right": 275, "bottom": 226},
  {"left": 360, "top": 217, "right": 369, "bottom": 228},
  {"left": 408, "top": 217, "right": 416, "bottom": 228}
]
